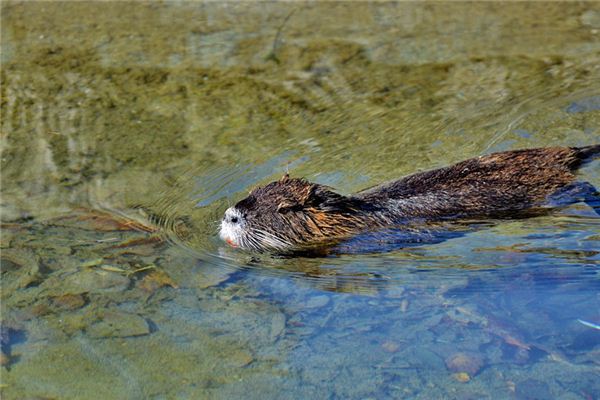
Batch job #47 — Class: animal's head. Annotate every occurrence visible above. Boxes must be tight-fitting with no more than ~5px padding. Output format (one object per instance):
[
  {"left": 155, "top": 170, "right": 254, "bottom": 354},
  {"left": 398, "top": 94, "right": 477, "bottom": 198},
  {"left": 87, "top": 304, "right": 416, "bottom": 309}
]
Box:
[{"left": 219, "top": 174, "right": 367, "bottom": 251}]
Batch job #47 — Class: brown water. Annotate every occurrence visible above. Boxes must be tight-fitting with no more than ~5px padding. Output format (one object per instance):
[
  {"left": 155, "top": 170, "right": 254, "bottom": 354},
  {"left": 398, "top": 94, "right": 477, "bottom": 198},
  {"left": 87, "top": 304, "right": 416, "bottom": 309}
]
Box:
[{"left": 2, "top": 2, "right": 600, "bottom": 399}]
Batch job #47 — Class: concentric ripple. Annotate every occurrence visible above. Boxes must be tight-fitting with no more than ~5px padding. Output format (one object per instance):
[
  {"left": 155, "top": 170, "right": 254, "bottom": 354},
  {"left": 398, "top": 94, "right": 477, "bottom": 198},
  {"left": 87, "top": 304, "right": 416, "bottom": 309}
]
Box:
[{"left": 137, "top": 101, "right": 600, "bottom": 294}]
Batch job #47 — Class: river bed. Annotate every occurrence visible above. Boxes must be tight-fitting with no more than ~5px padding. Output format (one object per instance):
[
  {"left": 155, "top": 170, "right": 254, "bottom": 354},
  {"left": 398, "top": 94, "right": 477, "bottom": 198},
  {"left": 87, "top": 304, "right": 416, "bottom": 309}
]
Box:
[{"left": 1, "top": 2, "right": 600, "bottom": 399}]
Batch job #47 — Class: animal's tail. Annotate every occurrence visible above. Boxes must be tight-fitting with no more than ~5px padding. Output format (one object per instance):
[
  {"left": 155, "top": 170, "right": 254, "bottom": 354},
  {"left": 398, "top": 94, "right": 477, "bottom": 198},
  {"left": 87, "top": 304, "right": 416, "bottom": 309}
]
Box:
[
  {"left": 574, "top": 144, "right": 600, "bottom": 161},
  {"left": 571, "top": 145, "right": 600, "bottom": 216}
]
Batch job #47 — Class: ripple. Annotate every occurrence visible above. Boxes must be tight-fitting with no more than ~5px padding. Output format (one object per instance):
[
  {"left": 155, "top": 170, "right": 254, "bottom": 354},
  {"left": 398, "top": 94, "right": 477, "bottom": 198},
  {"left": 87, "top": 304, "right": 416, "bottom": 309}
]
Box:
[{"left": 134, "top": 148, "right": 600, "bottom": 294}]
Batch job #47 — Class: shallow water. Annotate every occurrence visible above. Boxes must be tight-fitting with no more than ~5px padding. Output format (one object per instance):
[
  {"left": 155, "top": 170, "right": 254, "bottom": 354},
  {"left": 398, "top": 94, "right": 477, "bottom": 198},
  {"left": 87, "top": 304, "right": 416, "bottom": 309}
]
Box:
[{"left": 2, "top": 2, "right": 600, "bottom": 399}]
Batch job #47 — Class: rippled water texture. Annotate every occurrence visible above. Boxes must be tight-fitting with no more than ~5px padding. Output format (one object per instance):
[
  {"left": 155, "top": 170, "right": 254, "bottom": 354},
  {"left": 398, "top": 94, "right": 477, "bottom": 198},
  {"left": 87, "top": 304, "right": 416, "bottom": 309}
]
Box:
[{"left": 2, "top": 2, "right": 600, "bottom": 399}]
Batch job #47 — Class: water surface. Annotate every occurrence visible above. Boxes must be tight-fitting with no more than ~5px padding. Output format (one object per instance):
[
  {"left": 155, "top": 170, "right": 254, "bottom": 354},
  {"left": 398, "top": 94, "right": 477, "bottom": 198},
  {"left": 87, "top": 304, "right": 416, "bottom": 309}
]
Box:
[{"left": 2, "top": 2, "right": 600, "bottom": 399}]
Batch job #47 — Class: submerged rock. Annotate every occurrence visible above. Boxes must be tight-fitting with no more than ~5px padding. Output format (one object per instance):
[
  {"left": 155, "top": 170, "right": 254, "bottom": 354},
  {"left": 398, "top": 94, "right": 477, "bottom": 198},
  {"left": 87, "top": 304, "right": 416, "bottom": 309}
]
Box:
[
  {"left": 445, "top": 352, "right": 484, "bottom": 376},
  {"left": 381, "top": 341, "right": 400, "bottom": 353},
  {"left": 452, "top": 372, "right": 471, "bottom": 383},
  {"left": 269, "top": 313, "right": 286, "bottom": 342},
  {"left": 50, "top": 293, "right": 87, "bottom": 311},
  {"left": 227, "top": 350, "right": 254, "bottom": 368},
  {"left": 137, "top": 269, "right": 178, "bottom": 293},
  {"left": 87, "top": 311, "right": 150, "bottom": 338},
  {"left": 194, "top": 269, "right": 233, "bottom": 289},
  {"left": 45, "top": 269, "right": 130, "bottom": 295},
  {"left": 305, "top": 295, "right": 330, "bottom": 309},
  {"left": 1, "top": 248, "right": 43, "bottom": 290}
]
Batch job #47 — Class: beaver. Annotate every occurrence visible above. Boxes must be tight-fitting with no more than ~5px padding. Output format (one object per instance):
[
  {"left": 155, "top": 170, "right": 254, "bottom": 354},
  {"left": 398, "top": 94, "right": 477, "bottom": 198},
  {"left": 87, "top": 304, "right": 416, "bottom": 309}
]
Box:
[{"left": 220, "top": 145, "right": 600, "bottom": 252}]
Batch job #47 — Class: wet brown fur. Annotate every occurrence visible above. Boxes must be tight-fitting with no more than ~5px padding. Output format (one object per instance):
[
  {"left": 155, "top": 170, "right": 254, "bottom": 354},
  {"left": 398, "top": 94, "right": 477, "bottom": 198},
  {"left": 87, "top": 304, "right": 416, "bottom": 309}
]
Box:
[
  {"left": 231, "top": 145, "right": 599, "bottom": 250},
  {"left": 357, "top": 146, "right": 595, "bottom": 218}
]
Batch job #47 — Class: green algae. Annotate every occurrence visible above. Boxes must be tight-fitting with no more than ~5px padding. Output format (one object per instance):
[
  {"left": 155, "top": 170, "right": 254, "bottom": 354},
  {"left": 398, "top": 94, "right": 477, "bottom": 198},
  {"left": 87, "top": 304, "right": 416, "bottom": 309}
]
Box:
[
  {"left": 2, "top": 1, "right": 600, "bottom": 399},
  {"left": 2, "top": 1, "right": 600, "bottom": 220}
]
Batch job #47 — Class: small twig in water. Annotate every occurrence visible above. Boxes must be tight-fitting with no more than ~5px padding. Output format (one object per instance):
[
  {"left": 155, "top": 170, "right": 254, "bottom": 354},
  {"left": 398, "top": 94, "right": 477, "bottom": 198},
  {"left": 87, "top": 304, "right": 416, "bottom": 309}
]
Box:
[
  {"left": 265, "top": 8, "right": 298, "bottom": 64},
  {"left": 127, "top": 264, "right": 157, "bottom": 276}
]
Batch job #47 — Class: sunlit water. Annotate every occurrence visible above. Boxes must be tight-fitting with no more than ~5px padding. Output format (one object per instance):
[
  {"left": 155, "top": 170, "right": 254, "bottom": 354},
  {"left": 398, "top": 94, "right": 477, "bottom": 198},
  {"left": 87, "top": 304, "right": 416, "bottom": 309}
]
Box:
[{"left": 2, "top": 2, "right": 600, "bottom": 399}]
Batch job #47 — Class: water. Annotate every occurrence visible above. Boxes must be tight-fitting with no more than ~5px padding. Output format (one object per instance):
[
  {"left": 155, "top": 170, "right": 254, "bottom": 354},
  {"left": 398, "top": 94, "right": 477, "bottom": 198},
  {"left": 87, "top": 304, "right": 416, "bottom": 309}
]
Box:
[{"left": 2, "top": 2, "right": 600, "bottom": 399}]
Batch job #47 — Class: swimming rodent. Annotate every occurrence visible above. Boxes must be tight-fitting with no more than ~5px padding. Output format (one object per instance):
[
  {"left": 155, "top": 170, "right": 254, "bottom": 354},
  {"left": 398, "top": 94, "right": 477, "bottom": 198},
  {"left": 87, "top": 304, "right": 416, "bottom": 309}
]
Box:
[{"left": 220, "top": 145, "right": 600, "bottom": 252}]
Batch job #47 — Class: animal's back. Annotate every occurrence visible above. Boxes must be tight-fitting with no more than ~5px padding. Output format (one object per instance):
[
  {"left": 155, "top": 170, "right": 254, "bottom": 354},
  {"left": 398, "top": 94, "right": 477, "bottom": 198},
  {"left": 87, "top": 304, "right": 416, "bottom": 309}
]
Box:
[{"left": 358, "top": 146, "right": 600, "bottom": 219}]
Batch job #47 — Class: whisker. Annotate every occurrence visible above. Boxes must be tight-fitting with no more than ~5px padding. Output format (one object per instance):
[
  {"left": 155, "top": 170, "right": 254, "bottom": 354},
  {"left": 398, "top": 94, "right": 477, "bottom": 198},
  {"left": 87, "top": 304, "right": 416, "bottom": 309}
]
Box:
[{"left": 253, "top": 228, "right": 293, "bottom": 250}]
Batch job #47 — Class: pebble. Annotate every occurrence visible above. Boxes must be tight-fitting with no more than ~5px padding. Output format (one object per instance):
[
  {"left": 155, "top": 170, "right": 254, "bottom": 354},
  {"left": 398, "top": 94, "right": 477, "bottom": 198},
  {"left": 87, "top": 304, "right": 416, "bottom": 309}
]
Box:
[
  {"left": 305, "top": 295, "right": 330, "bottom": 309},
  {"left": 453, "top": 372, "right": 471, "bottom": 383},
  {"left": 400, "top": 299, "right": 409, "bottom": 313},
  {"left": 381, "top": 341, "right": 400, "bottom": 353},
  {"left": 269, "top": 313, "right": 286, "bottom": 341},
  {"left": 445, "top": 352, "right": 484, "bottom": 376},
  {"left": 228, "top": 350, "right": 254, "bottom": 368},
  {"left": 50, "top": 293, "right": 87, "bottom": 310}
]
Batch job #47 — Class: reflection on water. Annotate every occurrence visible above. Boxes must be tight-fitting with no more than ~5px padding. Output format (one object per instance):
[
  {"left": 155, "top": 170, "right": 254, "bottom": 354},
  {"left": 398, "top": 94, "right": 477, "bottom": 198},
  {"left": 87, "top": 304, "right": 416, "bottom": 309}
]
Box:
[{"left": 2, "top": 2, "right": 600, "bottom": 399}]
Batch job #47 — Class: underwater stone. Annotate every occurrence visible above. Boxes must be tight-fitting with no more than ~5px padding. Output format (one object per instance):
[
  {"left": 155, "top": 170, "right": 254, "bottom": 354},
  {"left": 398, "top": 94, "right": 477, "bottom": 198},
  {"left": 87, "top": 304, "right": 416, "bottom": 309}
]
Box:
[
  {"left": 137, "top": 269, "right": 178, "bottom": 293},
  {"left": 400, "top": 299, "right": 409, "bottom": 313},
  {"left": 269, "top": 313, "right": 286, "bottom": 341},
  {"left": 445, "top": 352, "right": 484, "bottom": 376},
  {"left": 53, "top": 269, "right": 130, "bottom": 295},
  {"left": 581, "top": 10, "right": 600, "bottom": 28},
  {"left": 87, "top": 311, "right": 150, "bottom": 338},
  {"left": 50, "top": 293, "right": 87, "bottom": 311},
  {"left": 0, "top": 203, "right": 26, "bottom": 222},
  {"left": 452, "top": 372, "right": 471, "bottom": 383},
  {"left": 305, "top": 295, "right": 330, "bottom": 309},
  {"left": 1, "top": 248, "right": 43, "bottom": 290},
  {"left": 194, "top": 269, "right": 233, "bottom": 289},
  {"left": 227, "top": 350, "right": 254, "bottom": 368},
  {"left": 381, "top": 341, "right": 400, "bottom": 353}
]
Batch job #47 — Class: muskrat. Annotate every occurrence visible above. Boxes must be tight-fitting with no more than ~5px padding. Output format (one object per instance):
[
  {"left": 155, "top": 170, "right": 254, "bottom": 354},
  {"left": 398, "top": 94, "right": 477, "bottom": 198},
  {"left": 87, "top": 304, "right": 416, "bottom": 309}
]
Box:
[{"left": 220, "top": 145, "right": 600, "bottom": 252}]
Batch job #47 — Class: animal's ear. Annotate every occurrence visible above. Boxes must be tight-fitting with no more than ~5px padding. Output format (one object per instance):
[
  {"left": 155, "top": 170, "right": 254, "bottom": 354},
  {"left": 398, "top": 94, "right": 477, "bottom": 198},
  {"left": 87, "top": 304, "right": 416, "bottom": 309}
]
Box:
[
  {"left": 280, "top": 173, "right": 290, "bottom": 182},
  {"left": 277, "top": 199, "right": 302, "bottom": 214},
  {"left": 302, "top": 185, "right": 323, "bottom": 206},
  {"left": 303, "top": 184, "right": 348, "bottom": 211},
  {"left": 277, "top": 183, "right": 318, "bottom": 213}
]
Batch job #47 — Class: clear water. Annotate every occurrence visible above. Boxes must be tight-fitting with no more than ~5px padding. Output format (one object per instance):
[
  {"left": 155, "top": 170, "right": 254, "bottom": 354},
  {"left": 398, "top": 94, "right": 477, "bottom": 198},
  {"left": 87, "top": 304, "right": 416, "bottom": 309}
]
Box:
[{"left": 1, "top": 2, "right": 600, "bottom": 399}]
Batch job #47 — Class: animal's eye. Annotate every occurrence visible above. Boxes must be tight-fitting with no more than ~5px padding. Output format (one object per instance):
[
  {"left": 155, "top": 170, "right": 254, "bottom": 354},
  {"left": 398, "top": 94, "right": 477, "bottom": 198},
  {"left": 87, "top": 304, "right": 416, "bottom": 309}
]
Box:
[{"left": 231, "top": 216, "right": 238, "bottom": 223}]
